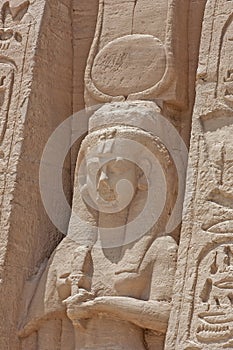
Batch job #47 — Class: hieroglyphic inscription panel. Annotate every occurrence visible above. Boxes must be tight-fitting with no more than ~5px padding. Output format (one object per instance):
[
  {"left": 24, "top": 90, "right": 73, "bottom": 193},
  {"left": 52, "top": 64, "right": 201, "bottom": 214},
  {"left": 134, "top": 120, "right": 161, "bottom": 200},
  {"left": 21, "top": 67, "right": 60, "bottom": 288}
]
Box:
[
  {"left": 165, "top": 1, "right": 233, "bottom": 349},
  {"left": 0, "top": 0, "right": 35, "bottom": 207}
]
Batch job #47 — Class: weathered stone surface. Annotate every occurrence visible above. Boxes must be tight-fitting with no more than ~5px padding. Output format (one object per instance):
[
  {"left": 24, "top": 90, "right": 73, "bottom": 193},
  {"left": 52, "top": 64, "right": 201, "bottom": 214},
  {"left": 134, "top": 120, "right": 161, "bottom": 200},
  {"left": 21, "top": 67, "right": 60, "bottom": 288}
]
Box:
[
  {"left": 166, "top": 1, "right": 233, "bottom": 349},
  {"left": 0, "top": 0, "right": 73, "bottom": 348},
  {"left": 84, "top": 0, "right": 190, "bottom": 108},
  {"left": 19, "top": 101, "right": 180, "bottom": 349},
  {"left": 0, "top": 0, "right": 215, "bottom": 349}
]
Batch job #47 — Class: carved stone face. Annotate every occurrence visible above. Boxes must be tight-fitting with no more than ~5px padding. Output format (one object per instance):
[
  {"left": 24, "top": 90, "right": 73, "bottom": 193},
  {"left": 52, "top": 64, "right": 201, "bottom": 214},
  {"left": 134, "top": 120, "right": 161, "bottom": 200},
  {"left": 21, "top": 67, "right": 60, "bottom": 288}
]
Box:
[
  {"left": 96, "top": 158, "right": 137, "bottom": 203},
  {"left": 83, "top": 135, "right": 138, "bottom": 212}
]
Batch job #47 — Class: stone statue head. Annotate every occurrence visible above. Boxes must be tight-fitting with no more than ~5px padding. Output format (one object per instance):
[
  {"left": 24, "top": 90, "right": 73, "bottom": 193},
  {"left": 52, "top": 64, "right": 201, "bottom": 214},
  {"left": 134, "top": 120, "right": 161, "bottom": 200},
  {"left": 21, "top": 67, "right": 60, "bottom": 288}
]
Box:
[
  {"left": 79, "top": 127, "right": 145, "bottom": 213},
  {"left": 73, "top": 101, "right": 179, "bottom": 244}
]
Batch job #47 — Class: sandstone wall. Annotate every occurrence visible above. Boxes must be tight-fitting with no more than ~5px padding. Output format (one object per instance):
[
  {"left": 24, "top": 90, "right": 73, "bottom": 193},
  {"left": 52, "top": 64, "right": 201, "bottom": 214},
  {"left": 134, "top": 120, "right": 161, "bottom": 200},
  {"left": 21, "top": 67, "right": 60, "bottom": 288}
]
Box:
[
  {"left": 0, "top": 1, "right": 220, "bottom": 349},
  {"left": 166, "top": 1, "right": 233, "bottom": 349},
  {"left": 0, "top": 1, "right": 72, "bottom": 348}
]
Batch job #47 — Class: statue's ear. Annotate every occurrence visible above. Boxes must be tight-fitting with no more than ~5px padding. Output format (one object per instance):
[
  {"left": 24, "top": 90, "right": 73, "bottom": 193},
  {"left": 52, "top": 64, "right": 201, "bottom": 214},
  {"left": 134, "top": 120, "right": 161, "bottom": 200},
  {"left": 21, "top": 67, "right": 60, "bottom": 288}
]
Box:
[{"left": 137, "top": 158, "right": 151, "bottom": 191}]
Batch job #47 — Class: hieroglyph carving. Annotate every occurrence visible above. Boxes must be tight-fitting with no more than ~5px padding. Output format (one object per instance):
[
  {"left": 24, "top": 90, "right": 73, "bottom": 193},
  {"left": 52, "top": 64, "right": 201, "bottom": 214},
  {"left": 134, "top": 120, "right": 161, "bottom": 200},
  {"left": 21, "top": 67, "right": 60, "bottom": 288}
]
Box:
[
  {"left": 193, "top": 244, "right": 233, "bottom": 345},
  {"left": 217, "top": 2, "right": 233, "bottom": 108},
  {"left": 165, "top": 1, "right": 233, "bottom": 349},
  {"left": 0, "top": 0, "right": 34, "bottom": 206}
]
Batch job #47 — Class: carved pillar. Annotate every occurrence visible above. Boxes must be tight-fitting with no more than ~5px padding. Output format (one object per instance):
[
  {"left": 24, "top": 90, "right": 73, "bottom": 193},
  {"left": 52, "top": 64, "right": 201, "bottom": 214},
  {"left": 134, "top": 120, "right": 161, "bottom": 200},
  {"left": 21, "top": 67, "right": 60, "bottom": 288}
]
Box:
[
  {"left": 0, "top": 0, "right": 35, "bottom": 266},
  {"left": 165, "top": 1, "right": 233, "bottom": 349},
  {"left": 0, "top": 1, "right": 73, "bottom": 348}
]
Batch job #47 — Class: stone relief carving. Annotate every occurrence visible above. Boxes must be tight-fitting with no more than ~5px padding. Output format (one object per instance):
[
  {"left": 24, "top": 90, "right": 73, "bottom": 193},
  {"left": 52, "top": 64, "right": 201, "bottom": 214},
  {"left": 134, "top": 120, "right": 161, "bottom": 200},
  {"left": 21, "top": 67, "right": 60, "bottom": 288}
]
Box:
[
  {"left": 84, "top": 0, "right": 189, "bottom": 107},
  {"left": 0, "top": 0, "right": 28, "bottom": 146},
  {"left": 0, "top": 0, "right": 30, "bottom": 55},
  {"left": 0, "top": 62, "right": 15, "bottom": 144},
  {"left": 17, "top": 0, "right": 197, "bottom": 348},
  {"left": 217, "top": 9, "right": 233, "bottom": 107},
  {"left": 19, "top": 101, "right": 180, "bottom": 350},
  {"left": 0, "top": 0, "right": 34, "bottom": 203},
  {"left": 165, "top": 1, "right": 233, "bottom": 349},
  {"left": 199, "top": 109, "right": 233, "bottom": 234},
  {"left": 193, "top": 244, "right": 233, "bottom": 346}
]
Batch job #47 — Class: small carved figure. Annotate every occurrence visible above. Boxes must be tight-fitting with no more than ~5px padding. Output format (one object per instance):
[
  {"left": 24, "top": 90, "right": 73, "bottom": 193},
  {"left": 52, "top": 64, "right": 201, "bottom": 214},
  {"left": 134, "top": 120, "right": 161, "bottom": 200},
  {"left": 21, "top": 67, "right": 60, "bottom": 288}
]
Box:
[{"left": 195, "top": 245, "right": 233, "bottom": 346}]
